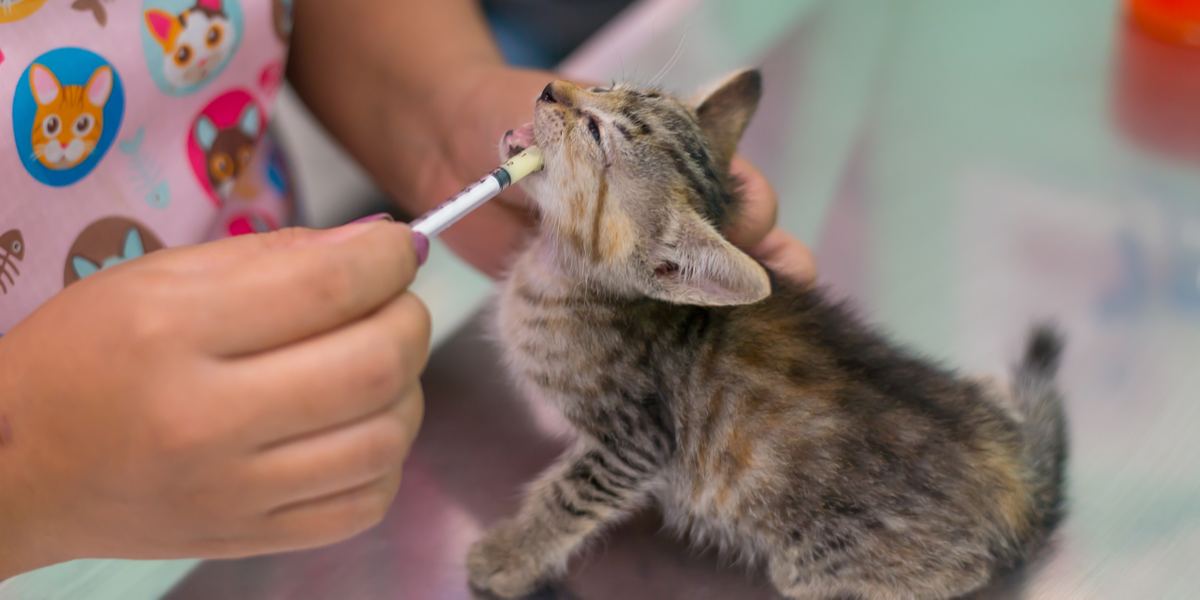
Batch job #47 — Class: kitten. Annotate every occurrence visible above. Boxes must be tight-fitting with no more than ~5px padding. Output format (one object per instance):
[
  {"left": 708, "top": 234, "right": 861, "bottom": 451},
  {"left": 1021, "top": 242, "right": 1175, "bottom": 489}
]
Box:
[
  {"left": 29, "top": 64, "right": 113, "bottom": 170},
  {"left": 144, "top": 0, "right": 234, "bottom": 90},
  {"left": 471, "top": 71, "right": 1069, "bottom": 600},
  {"left": 194, "top": 103, "right": 260, "bottom": 200}
]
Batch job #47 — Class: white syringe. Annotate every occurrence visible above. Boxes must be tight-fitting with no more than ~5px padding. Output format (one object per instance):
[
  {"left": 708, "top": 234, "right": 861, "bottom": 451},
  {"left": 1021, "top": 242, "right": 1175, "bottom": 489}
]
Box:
[{"left": 410, "top": 146, "right": 544, "bottom": 238}]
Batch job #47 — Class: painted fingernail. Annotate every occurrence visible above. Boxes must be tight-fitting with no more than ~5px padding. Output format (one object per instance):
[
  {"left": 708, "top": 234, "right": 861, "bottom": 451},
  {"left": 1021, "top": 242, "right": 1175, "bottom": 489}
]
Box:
[
  {"left": 412, "top": 231, "right": 429, "bottom": 266},
  {"left": 350, "top": 212, "right": 394, "bottom": 224}
]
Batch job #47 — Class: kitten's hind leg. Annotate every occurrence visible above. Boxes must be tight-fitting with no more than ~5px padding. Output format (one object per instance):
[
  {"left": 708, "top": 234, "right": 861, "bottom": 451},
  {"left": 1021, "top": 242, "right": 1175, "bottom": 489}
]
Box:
[{"left": 468, "top": 440, "right": 659, "bottom": 598}]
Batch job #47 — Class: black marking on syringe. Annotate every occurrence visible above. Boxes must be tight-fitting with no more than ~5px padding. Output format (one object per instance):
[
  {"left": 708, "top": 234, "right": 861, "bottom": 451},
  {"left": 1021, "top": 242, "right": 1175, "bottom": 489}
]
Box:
[{"left": 492, "top": 167, "right": 512, "bottom": 189}]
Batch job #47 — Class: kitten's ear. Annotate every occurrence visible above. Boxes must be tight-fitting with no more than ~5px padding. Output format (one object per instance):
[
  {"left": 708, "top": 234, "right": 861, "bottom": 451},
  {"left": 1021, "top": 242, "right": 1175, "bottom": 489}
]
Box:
[
  {"left": 646, "top": 212, "right": 770, "bottom": 306},
  {"left": 85, "top": 66, "right": 113, "bottom": 107},
  {"left": 238, "top": 104, "right": 261, "bottom": 138},
  {"left": 30, "top": 64, "right": 61, "bottom": 106},
  {"left": 145, "top": 9, "right": 180, "bottom": 48},
  {"left": 693, "top": 69, "right": 762, "bottom": 168},
  {"left": 195, "top": 116, "right": 217, "bottom": 150}
]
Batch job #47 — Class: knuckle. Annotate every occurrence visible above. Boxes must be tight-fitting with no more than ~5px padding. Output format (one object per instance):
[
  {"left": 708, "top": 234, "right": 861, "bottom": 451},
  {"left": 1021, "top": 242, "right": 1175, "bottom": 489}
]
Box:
[
  {"left": 359, "top": 424, "right": 405, "bottom": 475},
  {"left": 394, "top": 294, "right": 432, "bottom": 371},
  {"left": 335, "top": 482, "right": 396, "bottom": 539},
  {"left": 262, "top": 226, "right": 310, "bottom": 249},
  {"left": 309, "top": 260, "right": 358, "bottom": 316},
  {"left": 359, "top": 341, "right": 405, "bottom": 397}
]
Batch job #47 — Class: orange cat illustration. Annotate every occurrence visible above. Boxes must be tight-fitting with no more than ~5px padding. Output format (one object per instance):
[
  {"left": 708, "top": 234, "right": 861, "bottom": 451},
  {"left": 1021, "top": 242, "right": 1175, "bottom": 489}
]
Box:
[{"left": 29, "top": 63, "right": 113, "bottom": 170}]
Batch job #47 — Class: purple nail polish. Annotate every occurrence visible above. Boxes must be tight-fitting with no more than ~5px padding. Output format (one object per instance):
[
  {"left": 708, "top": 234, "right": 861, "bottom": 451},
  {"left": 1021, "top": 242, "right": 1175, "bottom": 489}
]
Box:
[
  {"left": 412, "top": 231, "right": 430, "bottom": 266},
  {"left": 349, "top": 212, "right": 395, "bottom": 224}
]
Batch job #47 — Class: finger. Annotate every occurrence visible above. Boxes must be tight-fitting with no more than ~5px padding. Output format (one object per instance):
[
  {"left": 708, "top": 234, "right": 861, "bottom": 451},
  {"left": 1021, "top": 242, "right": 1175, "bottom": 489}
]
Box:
[
  {"left": 193, "top": 222, "right": 421, "bottom": 355},
  {"left": 750, "top": 228, "right": 817, "bottom": 285},
  {"left": 147, "top": 224, "right": 354, "bottom": 272},
  {"left": 257, "top": 471, "right": 403, "bottom": 552},
  {"left": 227, "top": 292, "right": 431, "bottom": 446},
  {"left": 724, "top": 155, "right": 779, "bottom": 250},
  {"left": 245, "top": 383, "right": 423, "bottom": 511}
]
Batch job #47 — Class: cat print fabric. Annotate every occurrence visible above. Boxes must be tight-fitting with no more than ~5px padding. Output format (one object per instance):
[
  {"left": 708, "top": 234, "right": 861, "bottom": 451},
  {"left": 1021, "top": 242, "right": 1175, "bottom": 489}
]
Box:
[
  {"left": 189, "top": 89, "right": 264, "bottom": 203},
  {"left": 0, "top": 0, "right": 292, "bottom": 333},
  {"left": 11, "top": 48, "right": 124, "bottom": 186},
  {"left": 141, "top": 0, "right": 243, "bottom": 95}
]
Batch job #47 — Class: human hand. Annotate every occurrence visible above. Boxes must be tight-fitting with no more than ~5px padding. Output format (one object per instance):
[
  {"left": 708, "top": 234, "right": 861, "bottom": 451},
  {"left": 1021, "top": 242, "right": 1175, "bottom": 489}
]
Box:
[
  {"left": 0, "top": 222, "right": 429, "bottom": 578},
  {"left": 409, "top": 65, "right": 814, "bottom": 283}
]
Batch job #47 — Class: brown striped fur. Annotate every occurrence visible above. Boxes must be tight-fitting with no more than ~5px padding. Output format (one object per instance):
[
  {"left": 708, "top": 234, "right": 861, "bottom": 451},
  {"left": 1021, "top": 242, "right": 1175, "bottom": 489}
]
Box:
[{"left": 469, "top": 70, "right": 1069, "bottom": 599}]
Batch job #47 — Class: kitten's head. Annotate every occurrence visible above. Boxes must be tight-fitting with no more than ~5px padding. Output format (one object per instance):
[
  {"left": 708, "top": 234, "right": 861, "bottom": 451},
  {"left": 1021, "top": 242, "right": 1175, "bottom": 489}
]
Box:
[
  {"left": 512, "top": 69, "right": 769, "bottom": 306},
  {"left": 29, "top": 64, "right": 112, "bottom": 170},
  {"left": 145, "top": 0, "right": 234, "bottom": 89}
]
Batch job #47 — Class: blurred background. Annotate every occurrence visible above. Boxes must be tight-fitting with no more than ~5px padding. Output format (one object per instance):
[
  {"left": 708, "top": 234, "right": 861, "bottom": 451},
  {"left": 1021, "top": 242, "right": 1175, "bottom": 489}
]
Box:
[{"left": 6, "top": 0, "right": 1200, "bottom": 598}]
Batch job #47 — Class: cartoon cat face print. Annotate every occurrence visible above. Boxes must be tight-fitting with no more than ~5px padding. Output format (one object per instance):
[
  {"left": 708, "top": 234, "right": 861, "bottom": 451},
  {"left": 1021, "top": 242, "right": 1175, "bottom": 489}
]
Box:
[
  {"left": 145, "top": 0, "right": 234, "bottom": 90},
  {"left": 195, "top": 102, "right": 260, "bottom": 199},
  {"left": 64, "top": 217, "right": 164, "bottom": 286},
  {"left": 70, "top": 228, "right": 144, "bottom": 280},
  {"left": 29, "top": 64, "right": 113, "bottom": 170}
]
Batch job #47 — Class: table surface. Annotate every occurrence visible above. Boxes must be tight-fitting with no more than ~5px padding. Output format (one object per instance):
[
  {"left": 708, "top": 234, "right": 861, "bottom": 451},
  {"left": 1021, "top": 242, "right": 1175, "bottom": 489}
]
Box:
[{"left": 168, "top": 0, "right": 1200, "bottom": 598}]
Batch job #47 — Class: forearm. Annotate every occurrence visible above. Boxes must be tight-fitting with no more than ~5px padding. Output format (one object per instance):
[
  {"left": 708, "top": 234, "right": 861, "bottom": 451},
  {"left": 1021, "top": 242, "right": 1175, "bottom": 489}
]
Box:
[{"left": 287, "top": 0, "right": 508, "bottom": 212}]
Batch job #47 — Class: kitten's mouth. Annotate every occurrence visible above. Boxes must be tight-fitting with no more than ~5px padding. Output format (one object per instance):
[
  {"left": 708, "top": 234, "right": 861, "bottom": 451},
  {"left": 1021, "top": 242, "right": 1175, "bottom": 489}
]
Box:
[{"left": 501, "top": 122, "right": 535, "bottom": 159}]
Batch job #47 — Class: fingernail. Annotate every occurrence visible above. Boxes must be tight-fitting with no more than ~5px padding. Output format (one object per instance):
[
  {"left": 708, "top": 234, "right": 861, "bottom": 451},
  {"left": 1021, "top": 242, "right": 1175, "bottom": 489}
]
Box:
[
  {"left": 350, "top": 212, "right": 395, "bottom": 224},
  {"left": 412, "top": 231, "right": 429, "bottom": 266}
]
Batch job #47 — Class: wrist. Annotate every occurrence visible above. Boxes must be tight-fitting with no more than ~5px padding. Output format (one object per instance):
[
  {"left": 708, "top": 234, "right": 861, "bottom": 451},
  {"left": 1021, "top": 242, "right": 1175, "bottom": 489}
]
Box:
[{"left": 0, "top": 339, "right": 63, "bottom": 580}]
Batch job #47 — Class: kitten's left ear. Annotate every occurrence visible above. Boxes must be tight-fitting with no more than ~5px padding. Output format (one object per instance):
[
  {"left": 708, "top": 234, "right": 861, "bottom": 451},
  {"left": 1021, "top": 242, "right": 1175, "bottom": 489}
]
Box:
[
  {"left": 693, "top": 69, "right": 762, "bottom": 168},
  {"left": 646, "top": 211, "right": 770, "bottom": 307}
]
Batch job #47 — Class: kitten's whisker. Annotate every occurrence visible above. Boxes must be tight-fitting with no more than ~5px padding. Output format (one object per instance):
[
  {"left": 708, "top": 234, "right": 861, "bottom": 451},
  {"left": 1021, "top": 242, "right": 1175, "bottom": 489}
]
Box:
[{"left": 648, "top": 19, "right": 691, "bottom": 88}]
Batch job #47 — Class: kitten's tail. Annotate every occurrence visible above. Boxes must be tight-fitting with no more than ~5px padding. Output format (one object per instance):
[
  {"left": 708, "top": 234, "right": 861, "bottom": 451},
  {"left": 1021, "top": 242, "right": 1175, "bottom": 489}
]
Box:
[{"left": 1014, "top": 325, "right": 1069, "bottom": 548}]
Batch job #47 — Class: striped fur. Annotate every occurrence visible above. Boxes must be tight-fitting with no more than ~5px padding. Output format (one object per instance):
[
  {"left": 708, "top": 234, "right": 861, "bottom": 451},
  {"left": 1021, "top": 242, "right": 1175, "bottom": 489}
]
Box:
[{"left": 469, "top": 71, "right": 1069, "bottom": 599}]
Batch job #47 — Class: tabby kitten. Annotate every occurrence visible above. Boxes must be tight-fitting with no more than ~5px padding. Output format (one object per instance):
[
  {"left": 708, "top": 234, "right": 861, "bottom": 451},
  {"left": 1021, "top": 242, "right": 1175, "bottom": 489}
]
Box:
[{"left": 471, "top": 70, "right": 1069, "bottom": 600}]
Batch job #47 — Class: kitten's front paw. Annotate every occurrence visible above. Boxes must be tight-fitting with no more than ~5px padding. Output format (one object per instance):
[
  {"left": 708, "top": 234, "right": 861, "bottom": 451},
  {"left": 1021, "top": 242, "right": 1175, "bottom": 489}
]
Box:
[{"left": 467, "top": 520, "right": 546, "bottom": 598}]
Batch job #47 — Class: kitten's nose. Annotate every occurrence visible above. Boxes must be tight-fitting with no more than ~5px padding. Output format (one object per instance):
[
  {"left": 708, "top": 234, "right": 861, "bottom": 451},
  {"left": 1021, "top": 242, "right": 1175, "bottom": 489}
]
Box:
[{"left": 538, "top": 81, "right": 574, "bottom": 106}]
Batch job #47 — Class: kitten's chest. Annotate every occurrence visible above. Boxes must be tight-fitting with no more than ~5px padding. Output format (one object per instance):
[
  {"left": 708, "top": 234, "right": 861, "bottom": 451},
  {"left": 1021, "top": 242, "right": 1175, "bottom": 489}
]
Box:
[{"left": 495, "top": 267, "right": 653, "bottom": 414}]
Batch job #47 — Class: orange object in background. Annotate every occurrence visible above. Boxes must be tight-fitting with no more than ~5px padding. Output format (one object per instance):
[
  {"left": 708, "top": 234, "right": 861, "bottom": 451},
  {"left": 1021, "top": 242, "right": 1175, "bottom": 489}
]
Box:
[
  {"left": 1114, "top": 1, "right": 1200, "bottom": 163},
  {"left": 1127, "top": 0, "right": 1200, "bottom": 46}
]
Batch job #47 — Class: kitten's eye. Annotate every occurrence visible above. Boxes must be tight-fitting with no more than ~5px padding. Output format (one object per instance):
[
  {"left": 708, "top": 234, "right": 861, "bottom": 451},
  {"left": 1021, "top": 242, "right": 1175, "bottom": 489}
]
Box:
[
  {"left": 587, "top": 116, "right": 602, "bottom": 144},
  {"left": 174, "top": 44, "right": 192, "bottom": 66},
  {"left": 42, "top": 115, "right": 60, "bottom": 136},
  {"left": 206, "top": 24, "right": 223, "bottom": 47},
  {"left": 11, "top": 241, "right": 21, "bottom": 253},
  {"left": 73, "top": 115, "right": 94, "bottom": 136},
  {"left": 211, "top": 154, "right": 233, "bottom": 178}
]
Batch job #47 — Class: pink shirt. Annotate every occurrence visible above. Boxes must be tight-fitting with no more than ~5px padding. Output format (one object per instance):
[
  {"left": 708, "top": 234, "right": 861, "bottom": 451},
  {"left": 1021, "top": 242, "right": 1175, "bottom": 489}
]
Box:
[{"left": 0, "top": 0, "right": 295, "bottom": 333}]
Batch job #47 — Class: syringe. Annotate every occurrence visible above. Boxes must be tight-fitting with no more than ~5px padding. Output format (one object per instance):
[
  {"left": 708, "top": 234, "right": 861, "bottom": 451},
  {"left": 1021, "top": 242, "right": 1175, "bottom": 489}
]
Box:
[{"left": 410, "top": 146, "right": 544, "bottom": 238}]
